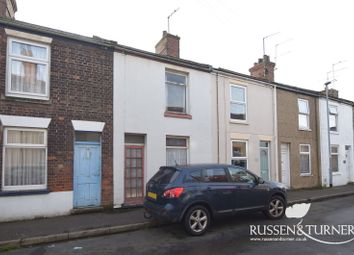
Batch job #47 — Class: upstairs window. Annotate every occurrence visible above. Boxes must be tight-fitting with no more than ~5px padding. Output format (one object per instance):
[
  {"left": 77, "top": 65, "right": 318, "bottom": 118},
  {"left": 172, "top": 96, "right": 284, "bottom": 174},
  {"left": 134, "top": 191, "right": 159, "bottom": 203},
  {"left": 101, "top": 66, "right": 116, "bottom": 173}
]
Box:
[
  {"left": 230, "top": 85, "right": 247, "bottom": 121},
  {"left": 166, "top": 71, "right": 187, "bottom": 113},
  {"left": 298, "top": 99, "right": 310, "bottom": 130},
  {"left": 7, "top": 38, "right": 50, "bottom": 100},
  {"left": 329, "top": 106, "right": 338, "bottom": 132}
]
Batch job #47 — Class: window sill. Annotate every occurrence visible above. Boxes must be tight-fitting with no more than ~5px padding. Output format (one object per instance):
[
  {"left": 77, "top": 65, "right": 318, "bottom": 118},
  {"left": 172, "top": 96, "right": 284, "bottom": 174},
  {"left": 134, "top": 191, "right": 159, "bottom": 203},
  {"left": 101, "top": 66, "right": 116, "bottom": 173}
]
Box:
[
  {"left": 332, "top": 172, "right": 341, "bottom": 176},
  {"left": 300, "top": 174, "right": 313, "bottom": 177},
  {"left": 0, "top": 189, "right": 49, "bottom": 197},
  {"left": 299, "top": 128, "right": 312, "bottom": 132},
  {"left": 330, "top": 131, "right": 339, "bottom": 135},
  {"left": 1, "top": 94, "right": 52, "bottom": 105},
  {"left": 229, "top": 119, "right": 249, "bottom": 125},
  {"left": 164, "top": 111, "right": 192, "bottom": 119}
]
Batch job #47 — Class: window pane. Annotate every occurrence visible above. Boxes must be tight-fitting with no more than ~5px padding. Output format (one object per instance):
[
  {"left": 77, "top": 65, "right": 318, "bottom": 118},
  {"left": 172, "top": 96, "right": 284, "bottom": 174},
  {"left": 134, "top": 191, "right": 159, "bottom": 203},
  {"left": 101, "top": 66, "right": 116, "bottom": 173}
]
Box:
[
  {"left": 4, "top": 148, "right": 46, "bottom": 186},
  {"left": 202, "top": 168, "right": 227, "bottom": 182},
  {"left": 7, "top": 130, "right": 44, "bottom": 145},
  {"left": 166, "top": 137, "right": 187, "bottom": 147},
  {"left": 185, "top": 170, "right": 202, "bottom": 183},
  {"left": 166, "top": 148, "right": 187, "bottom": 166},
  {"left": 298, "top": 114, "right": 309, "bottom": 129},
  {"left": 329, "top": 106, "right": 337, "bottom": 114},
  {"left": 260, "top": 141, "right": 269, "bottom": 148},
  {"left": 230, "top": 102, "right": 246, "bottom": 120},
  {"left": 75, "top": 132, "right": 101, "bottom": 142},
  {"left": 300, "top": 145, "right": 310, "bottom": 153},
  {"left": 12, "top": 41, "right": 47, "bottom": 60},
  {"left": 228, "top": 168, "right": 255, "bottom": 184},
  {"left": 331, "top": 146, "right": 338, "bottom": 154},
  {"left": 331, "top": 155, "right": 339, "bottom": 172},
  {"left": 231, "top": 86, "right": 245, "bottom": 102},
  {"left": 232, "top": 141, "right": 247, "bottom": 157},
  {"left": 167, "top": 83, "right": 185, "bottom": 112},
  {"left": 231, "top": 159, "right": 247, "bottom": 169},
  {"left": 11, "top": 60, "right": 47, "bottom": 95},
  {"left": 298, "top": 100, "right": 309, "bottom": 114},
  {"left": 166, "top": 72, "right": 186, "bottom": 85},
  {"left": 300, "top": 154, "right": 310, "bottom": 174},
  {"left": 329, "top": 115, "right": 337, "bottom": 131}
]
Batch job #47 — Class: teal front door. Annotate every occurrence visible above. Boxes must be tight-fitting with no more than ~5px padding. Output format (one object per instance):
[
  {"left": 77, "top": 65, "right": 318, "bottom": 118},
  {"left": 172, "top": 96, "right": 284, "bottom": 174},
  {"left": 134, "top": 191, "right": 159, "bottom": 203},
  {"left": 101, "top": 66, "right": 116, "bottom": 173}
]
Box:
[
  {"left": 260, "top": 141, "right": 270, "bottom": 181},
  {"left": 74, "top": 142, "right": 101, "bottom": 207}
]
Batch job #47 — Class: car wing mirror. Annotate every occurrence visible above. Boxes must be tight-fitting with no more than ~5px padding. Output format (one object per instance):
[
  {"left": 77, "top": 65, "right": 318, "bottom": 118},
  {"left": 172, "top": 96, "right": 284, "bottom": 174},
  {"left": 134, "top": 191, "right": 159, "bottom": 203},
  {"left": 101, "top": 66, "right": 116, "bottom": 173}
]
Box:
[{"left": 258, "top": 177, "right": 265, "bottom": 184}]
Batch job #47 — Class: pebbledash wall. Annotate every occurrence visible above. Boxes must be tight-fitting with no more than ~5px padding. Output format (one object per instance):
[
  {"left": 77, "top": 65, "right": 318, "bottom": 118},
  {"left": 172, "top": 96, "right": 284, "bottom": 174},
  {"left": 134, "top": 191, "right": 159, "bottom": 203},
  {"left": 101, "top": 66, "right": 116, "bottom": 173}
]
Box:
[
  {"left": 113, "top": 51, "right": 217, "bottom": 207},
  {"left": 318, "top": 97, "right": 354, "bottom": 186},
  {"left": 0, "top": 19, "right": 113, "bottom": 221}
]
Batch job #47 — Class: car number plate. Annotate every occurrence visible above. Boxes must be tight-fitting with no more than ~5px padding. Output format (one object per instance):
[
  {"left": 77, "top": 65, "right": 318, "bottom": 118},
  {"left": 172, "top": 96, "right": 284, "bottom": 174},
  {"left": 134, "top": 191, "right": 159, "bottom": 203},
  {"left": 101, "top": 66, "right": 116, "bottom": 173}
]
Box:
[{"left": 147, "top": 192, "right": 157, "bottom": 200}]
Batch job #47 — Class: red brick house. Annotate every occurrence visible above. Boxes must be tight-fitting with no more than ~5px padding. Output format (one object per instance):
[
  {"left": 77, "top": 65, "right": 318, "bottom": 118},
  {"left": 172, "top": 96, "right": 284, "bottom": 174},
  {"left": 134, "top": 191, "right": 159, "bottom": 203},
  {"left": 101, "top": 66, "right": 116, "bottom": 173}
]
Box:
[{"left": 0, "top": 12, "right": 114, "bottom": 221}]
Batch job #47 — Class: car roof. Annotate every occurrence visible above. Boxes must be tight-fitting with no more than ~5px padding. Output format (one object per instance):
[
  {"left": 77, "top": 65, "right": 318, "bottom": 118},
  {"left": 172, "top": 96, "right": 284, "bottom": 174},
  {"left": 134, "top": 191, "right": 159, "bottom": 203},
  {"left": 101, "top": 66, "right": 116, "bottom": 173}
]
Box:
[{"left": 162, "top": 163, "right": 241, "bottom": 171}]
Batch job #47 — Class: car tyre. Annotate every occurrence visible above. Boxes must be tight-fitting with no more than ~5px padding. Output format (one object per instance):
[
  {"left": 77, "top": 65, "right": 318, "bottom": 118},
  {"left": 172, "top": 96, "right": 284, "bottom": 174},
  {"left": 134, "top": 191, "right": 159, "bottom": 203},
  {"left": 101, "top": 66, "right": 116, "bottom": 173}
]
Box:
[
  {"left": 183, "top": 205, "right": 210, "bottom": 236},
  {"left": 264, "top": 196, "right": 286, "bottom": 220}
]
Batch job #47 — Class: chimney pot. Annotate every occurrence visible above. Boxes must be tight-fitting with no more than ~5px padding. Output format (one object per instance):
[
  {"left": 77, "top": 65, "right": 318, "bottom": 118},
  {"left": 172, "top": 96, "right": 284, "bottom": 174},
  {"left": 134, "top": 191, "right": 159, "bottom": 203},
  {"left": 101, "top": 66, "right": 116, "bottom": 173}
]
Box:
[{"left": 249, "top": 55, "right": 276, "bottom": 82}]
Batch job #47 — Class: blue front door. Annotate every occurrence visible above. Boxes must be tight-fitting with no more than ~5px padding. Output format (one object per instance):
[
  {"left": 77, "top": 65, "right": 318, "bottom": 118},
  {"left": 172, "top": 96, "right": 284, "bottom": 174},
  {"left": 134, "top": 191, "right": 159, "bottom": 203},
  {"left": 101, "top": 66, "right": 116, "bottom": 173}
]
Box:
[{"left": 74, "top": 142, "right": 101, "bottom": 207}]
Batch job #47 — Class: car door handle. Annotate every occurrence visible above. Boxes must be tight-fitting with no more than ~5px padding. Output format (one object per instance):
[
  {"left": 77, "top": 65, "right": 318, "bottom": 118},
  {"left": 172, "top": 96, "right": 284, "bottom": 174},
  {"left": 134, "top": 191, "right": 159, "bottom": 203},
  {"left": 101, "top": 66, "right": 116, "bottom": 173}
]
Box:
[{"left": 207, "top": 187, "right": 212, "bottom": 192}]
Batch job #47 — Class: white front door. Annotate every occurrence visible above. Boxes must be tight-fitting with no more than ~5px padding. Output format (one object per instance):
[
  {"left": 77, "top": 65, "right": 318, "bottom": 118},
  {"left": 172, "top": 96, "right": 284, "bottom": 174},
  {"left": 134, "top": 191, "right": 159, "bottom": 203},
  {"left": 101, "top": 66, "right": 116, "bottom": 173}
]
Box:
[{"left": 281, "top": 143, "right": 290, "bottom": 187}]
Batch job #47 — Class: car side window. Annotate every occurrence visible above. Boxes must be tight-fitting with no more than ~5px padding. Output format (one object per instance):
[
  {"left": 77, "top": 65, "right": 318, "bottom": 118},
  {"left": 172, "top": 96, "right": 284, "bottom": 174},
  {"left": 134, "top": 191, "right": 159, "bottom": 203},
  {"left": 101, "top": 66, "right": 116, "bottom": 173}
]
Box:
[
  {"left": 185, "top": 170, "right": 202, "bottom": 183},
  {"left": 228, "top": 167, "right": 256, "bottom": 184},
  {"left": 202, "top": 168, "right": 228, "bottom": 182}
]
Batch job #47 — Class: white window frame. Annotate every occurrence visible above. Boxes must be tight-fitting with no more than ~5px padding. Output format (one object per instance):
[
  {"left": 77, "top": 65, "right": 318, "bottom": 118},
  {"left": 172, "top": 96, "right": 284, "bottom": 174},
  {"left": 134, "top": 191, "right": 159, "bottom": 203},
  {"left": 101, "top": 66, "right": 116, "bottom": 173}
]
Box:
[
  {"left": 230, "top": 84, "right": 247, "bottom": 122},
  {"left": 231, "top": 140, "right": 248, "bottom": 168},
  {"left": 6, "top": 37, "right": 51, "bottom": 100},
  {"left": 165, "top": 70, "right": 188, "bottom": 114},
  {"left": 329, "top": 105, "right": 338, "bottom": 133},
  {"left": 331, "top": 145, "right": 339, "bottom": 172},
  {"left": 298, "top": 99, "right": 310, "bottom": 130},
  {"left": 2, "top": 127, "right": 48, "bottom": 191},
  {"left": 299, "top": 144, "right": 311, "bottom": 176},
  {"left": 166, "top": 136, "right": 189, "bottom": 165}
]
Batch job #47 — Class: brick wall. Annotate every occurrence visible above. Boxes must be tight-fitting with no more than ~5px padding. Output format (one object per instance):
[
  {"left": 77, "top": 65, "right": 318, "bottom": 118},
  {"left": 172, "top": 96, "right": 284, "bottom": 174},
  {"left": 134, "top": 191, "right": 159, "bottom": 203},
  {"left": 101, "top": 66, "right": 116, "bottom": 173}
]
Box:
[
  {"left": 277, "top": 89, "right": 321, "bottom": 189},
  {"left": 0, "top": 27, "right": 114, "bottom": 206}
]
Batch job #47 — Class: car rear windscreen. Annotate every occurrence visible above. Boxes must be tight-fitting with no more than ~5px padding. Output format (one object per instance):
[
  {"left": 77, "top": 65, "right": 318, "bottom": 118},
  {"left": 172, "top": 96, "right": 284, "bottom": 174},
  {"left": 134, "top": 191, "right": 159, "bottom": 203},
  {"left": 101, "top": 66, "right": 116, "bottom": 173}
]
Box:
[{"left": 151, "top": 168, "right": 180, "bottom": 185}]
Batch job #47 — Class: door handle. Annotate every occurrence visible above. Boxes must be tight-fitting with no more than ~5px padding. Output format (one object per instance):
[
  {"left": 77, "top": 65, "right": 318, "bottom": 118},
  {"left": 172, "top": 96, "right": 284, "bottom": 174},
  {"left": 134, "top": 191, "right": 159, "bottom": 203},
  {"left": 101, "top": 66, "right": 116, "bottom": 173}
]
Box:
[{"left": 207, "top": 187, "right": 212, "bottom": 192}]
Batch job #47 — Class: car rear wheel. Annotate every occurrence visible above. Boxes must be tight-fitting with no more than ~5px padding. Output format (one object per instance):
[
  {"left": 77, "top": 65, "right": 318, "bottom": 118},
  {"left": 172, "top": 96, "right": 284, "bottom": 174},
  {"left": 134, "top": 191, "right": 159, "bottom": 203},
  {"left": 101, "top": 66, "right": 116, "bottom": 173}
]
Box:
[
  {"left": 264, "top": 196, "right": 286, "bottom": 220},
  {"left": 183, "top": 205, "right": 210, "bottom": 236}
]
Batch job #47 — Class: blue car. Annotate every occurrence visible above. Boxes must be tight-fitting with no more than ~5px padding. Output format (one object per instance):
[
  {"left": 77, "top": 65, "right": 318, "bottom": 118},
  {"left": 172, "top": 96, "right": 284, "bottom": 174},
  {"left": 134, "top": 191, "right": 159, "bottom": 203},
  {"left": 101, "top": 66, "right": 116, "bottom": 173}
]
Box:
[{"left": 144, "top": 164, "right": 287, "bottom": 236}]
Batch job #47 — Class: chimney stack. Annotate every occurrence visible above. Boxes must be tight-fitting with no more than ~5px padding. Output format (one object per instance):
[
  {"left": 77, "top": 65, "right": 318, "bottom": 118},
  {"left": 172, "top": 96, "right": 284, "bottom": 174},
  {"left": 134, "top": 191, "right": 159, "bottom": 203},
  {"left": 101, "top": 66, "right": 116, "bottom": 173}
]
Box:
[
  {"left": 0, "top": 0, "right": 17, "bottom": 19},
  {"left": 249, "top": 55, "right": 276, "bottom": 82},
  {"left": 320, "top": 88, "right": 339, "bottom": 98},
  {"left": 155, "top": 31, "right": 180, "bottom": 58}
]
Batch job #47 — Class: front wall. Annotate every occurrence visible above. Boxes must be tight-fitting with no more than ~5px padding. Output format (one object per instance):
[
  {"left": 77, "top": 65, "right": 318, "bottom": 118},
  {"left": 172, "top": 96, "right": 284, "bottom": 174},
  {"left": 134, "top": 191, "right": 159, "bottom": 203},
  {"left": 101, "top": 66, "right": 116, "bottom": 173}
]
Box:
[
  {"left": 277, "top": 89, "right": 320, "bottom": 189},
  {"left": 0, "top": 26, "right": 113, "bottom": 219},
  {"left": 217, "top": 75, "right": 276, "bottom": 179},
  {"left": 113, "top": 53, "right": 217, "bottom": 206},
  {"left": 318, "top": 98, "right": 354, "bottom": 186}
]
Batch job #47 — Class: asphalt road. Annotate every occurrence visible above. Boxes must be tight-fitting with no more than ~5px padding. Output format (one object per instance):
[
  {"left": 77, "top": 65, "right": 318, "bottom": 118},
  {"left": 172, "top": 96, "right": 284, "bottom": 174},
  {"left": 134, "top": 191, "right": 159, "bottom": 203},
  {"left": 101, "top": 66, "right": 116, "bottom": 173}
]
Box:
[{"left": 4, "top": 196, "right": 354, "bottom": 255}]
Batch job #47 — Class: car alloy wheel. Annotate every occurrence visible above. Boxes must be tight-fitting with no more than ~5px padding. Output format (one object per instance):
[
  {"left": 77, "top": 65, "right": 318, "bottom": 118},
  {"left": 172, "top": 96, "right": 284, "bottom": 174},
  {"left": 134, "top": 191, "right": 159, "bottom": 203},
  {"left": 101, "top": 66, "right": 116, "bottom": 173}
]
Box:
[
  {"left": 265, "top": 196, "right": 286, "bottom": 220},
  {"left": 184, "top": 205, "right": 210, "bottom": 236}
]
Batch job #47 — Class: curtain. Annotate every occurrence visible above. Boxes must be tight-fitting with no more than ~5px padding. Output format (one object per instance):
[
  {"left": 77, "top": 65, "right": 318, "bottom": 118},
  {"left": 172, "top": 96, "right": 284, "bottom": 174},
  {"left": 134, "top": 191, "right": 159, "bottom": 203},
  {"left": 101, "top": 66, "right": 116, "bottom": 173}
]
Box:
[
  {"left": 166, "top": 148, "right": 187, "bottom": 166},
  {"left": 4, "top": 130, "right": 46, "bottom": 187}
]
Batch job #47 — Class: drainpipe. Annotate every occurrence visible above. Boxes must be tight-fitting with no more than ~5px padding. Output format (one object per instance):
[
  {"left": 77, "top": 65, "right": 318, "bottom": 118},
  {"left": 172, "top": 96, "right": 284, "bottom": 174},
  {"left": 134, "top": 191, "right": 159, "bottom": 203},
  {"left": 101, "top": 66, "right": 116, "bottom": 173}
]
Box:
[
  {"left": 273, "top": 84, "right": 279, "bottom": 182},
  {"left": 216, "top": 71, "right": 220, "bottom": 163}
]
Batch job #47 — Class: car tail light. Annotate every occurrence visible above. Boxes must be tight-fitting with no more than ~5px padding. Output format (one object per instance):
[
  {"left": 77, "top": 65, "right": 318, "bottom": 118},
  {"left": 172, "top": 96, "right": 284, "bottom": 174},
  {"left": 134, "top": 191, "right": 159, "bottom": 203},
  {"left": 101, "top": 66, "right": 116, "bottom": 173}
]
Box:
[{"left": 163, "top": 187, "right": 184, "bottom": 198}]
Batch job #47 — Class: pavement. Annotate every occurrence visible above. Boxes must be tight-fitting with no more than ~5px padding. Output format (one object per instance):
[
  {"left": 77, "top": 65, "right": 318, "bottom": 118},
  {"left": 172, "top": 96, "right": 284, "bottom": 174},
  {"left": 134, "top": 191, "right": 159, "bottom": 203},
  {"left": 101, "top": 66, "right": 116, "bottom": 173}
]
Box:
[{"left": 1, "top": 184, "right": 354, "bottom": 251}]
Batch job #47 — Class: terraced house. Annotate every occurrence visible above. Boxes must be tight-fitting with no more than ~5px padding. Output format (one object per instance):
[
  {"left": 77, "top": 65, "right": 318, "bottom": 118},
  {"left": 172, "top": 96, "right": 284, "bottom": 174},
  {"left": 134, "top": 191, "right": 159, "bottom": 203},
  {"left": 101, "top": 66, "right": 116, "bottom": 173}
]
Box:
[{"left": 0, "top": 3, "right": 114, "bottom": 221}]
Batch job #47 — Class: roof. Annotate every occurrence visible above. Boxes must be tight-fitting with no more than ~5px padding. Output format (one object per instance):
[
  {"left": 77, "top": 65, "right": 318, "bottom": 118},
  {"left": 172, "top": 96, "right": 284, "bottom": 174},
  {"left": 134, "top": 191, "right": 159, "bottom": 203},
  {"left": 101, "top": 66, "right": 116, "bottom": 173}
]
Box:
[{"left": 163, "top": 164, "right": 233, "bottom": 171}]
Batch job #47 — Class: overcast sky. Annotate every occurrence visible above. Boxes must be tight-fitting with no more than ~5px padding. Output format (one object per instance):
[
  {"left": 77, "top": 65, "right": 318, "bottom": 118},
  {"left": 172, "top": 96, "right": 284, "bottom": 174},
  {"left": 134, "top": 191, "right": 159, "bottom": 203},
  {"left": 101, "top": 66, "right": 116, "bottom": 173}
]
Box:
[{"left": 16, "top": 0, "right": 353, "bottom": 101}]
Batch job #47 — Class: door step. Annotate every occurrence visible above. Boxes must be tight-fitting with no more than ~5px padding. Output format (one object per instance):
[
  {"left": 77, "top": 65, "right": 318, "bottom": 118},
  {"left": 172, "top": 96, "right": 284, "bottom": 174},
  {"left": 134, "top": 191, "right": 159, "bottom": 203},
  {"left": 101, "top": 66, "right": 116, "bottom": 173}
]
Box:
[{"left": 71, "top": 206, "right": 104, "bottom": 215}]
